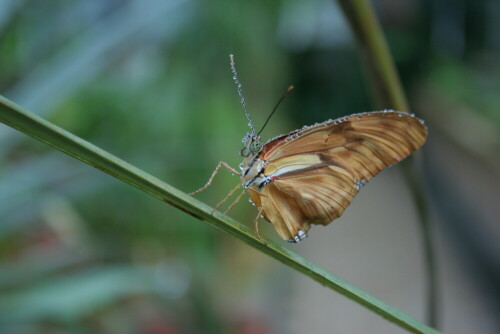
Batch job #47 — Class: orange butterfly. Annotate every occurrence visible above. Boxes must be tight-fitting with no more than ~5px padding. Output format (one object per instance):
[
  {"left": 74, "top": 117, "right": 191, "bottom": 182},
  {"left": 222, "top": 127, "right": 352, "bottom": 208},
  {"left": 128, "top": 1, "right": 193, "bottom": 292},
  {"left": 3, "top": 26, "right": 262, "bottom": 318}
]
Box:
[{"left": 191, "top": 55, "right": 427, "bottom": 243}]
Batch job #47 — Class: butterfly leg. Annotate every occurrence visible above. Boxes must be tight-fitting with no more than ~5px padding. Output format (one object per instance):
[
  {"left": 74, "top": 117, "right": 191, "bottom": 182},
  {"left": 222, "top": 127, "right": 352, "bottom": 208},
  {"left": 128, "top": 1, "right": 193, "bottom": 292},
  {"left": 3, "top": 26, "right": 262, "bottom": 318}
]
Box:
[
  {"left": 211, "top": 178, "right": 244, "bottom": 214},
  {"left": 253, "top": 207, "right": 265, "bottom": 242},
  {"left": 224, "top": 189, "right": 247, "bottom": 214},
  {"left": 189, "top": 161, "right": 240, "bottom": 196}
]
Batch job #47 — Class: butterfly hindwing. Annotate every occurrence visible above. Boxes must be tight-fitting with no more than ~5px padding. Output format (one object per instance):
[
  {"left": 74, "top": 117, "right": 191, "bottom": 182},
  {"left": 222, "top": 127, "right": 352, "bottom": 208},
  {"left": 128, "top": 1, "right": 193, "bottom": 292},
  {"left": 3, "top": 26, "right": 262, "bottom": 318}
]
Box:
[{"left": 251, "top": 166, "right": 357, "bottom": 241}]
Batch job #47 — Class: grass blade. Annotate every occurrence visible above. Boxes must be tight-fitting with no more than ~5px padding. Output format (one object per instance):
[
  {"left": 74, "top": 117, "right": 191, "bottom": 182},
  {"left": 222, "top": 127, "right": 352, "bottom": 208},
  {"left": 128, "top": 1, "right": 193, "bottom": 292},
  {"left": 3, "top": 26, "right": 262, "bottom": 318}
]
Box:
[{"left": 0, "top": 95, "right": 439, "bottom": 333}]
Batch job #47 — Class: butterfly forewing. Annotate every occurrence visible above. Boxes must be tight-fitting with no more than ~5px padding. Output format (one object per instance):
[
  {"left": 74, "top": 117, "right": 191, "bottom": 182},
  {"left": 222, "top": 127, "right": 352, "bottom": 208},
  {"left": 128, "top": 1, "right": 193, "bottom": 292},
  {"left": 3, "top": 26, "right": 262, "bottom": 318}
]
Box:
[{"left": 252, "top": 111, "right": 427, "bottom": 241}]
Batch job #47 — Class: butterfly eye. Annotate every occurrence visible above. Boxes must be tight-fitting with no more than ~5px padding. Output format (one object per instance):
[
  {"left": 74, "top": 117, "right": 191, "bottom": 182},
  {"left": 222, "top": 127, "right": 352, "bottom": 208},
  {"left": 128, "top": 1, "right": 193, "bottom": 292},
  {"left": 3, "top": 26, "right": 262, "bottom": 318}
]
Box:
[
  {"left": 240, "top": 148, "right": 251, "bottom": 157},
  {"left": 249, "top": 141, "right": 262, "bottom": 153}
]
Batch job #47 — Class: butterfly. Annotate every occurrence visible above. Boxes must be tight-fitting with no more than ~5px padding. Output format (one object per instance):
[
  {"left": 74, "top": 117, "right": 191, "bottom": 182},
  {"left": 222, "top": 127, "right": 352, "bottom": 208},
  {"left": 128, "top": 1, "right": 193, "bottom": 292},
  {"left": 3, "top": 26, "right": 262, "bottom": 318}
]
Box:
[{"left": 190, "top": 55, "right": 427, "bottom": 243}]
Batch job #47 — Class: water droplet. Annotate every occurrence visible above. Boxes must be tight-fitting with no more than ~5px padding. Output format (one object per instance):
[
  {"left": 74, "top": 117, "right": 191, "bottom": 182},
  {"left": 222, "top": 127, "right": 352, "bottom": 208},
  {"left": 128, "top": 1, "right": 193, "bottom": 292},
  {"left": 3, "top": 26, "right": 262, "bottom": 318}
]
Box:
[{"left": 354, "top": 178, "right": 368, "bottom": 190}]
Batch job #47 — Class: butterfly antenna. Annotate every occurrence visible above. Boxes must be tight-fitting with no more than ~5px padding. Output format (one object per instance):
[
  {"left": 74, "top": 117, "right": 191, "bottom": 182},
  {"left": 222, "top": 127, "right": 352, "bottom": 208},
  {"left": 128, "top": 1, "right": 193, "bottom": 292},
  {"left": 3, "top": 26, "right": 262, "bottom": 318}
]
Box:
[
  {"left": 230, "top": 54, "right": 256, "bottom": 134},
  {"left": 257, "top": 85, "right": 295, "bottom": 136}
]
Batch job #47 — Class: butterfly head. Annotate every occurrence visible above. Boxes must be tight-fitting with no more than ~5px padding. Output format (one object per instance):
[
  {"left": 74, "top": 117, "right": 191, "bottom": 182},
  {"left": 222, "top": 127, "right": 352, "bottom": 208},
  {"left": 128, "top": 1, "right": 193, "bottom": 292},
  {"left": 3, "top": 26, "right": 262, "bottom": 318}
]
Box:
[
  {"left": 239, "top": 133, "right": 266, "bottom": 183},
  {"left": 240, "top": 133, "right": 263, "bottom": 158}
]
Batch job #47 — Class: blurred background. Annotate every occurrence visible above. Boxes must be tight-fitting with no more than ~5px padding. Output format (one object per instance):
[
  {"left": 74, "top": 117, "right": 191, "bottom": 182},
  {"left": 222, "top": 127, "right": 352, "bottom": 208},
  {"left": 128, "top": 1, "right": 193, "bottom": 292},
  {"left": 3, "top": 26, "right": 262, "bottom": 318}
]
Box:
[{"left": 0, "top": 0, "right": 499, "bottom": 333}]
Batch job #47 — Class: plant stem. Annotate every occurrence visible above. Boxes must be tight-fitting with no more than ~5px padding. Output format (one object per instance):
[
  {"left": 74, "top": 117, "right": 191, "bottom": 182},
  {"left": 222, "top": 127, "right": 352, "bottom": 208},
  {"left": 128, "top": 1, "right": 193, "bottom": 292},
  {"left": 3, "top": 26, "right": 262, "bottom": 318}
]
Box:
[
  {"left": 0, "top": 95, "right": 438, "bottom": 333},
  {"left": 335, "top": 0, "right": 439, "bottom": 329},
  {"left": 402, "top": 161, "right": 439, "bottom": 328},
  {"left": 336, "top": 0, "right": 409, "bottom": 110}
]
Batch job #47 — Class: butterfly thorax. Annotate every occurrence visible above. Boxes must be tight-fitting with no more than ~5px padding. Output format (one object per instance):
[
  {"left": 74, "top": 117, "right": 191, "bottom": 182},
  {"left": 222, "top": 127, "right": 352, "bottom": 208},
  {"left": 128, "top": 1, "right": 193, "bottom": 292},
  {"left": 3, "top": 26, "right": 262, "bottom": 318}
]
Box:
[{"left": 239, "top": 133, "right": 269, "bottom": 189}]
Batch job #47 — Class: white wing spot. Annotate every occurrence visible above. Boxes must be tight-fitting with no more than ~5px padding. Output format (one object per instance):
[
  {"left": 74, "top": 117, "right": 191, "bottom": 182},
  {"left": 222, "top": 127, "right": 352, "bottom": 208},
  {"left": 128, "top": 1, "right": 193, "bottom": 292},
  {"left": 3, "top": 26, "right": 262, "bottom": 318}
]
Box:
[{"left": 287, "top": 229, "right": 308, "bottom": 243}]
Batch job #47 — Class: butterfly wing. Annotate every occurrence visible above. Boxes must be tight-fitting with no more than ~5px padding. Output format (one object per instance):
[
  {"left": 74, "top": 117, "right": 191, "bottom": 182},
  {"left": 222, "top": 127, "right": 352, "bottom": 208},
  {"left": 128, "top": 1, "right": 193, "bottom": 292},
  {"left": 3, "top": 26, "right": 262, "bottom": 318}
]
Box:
[
  {"left": 249, "top": 165, "right": 357, "bottom": 241},
  {"left": 251, "top": 111, "right": 427, "bottom": 241}
]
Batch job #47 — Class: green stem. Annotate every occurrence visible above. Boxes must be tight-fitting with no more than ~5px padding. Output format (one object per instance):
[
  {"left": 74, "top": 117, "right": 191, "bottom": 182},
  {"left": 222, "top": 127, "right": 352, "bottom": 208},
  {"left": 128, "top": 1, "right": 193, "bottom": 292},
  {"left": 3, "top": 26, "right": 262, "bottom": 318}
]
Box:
[
  {"left": 402, "top": 162, "right": 439, "bottom": 327},
  {"left": 335, "top": 0, "right": 438, "bottom": 328},
  {"left": 336, "top": 0, "right": 409, "bottom": 111},
  {"left": 0, "top": 95, "right": 438, "bottom": 333}
]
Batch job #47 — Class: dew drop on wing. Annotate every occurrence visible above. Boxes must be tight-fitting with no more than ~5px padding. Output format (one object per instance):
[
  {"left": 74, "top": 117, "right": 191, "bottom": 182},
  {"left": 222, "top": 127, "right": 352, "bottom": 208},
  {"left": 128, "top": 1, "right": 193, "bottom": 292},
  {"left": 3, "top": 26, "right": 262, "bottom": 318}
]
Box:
[{"left": 354, "top": 178, "right": 368, "bottom": 190}]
